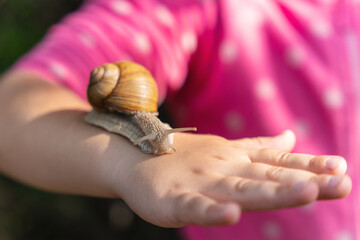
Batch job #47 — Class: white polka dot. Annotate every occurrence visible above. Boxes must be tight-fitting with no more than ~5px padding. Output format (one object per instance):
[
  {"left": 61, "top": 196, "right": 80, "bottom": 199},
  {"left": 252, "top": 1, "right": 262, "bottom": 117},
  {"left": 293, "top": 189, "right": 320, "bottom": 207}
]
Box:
[
  {"left": 235, "top": 4, "right": 264, "bottom": 27},
  {"left": 345, "top": 30, "right": 360, "bottom": 85},
  {"left": 111, "top": 1, "right": 133, "bottom": 15},
  {"left": 155, "top": 5, "right": 175, "bottom": 27},
  {"left": 294, "top": 120, "right": 310, "bottom": 136},
  {"left": 310, "top": 19, "right": 333, "bottom": 38},
  {"left": 320, "top": 0, "right": 336, "bottom": 5},
  {"left": 49, "top": 63, "right": 67, "bottom": 80},
  {"left": 323, "top": 88, "right": 344, "bottom": 109},
  {"left": 262, "top": 221, "right": 282, "bottom": 239},
  {"left": 79, "top": 32, "right": 96, "bottom": 48},
  {"left": 255, "top": 78, "right": 276, "bottom": 100},
  {"left": 219, "top": 40, "right": 238, "bottom": 63},
  {"left": 336, "top": 230, "right": 354, "bottom": 240},
  {"left": 224, "top": 111, "right": 244, "bottom": 133},
  {"left": 181, "top": 31, "right": 198, "bottom": 53},
  {"left": 135, "top": 33, "right": 152, "bottom": 54},
  {"left": 285, "top": 47, "right": 305, "bottom": 67},
  {"left": 167, "top": 65, "right": 180, "bottom": 83}
]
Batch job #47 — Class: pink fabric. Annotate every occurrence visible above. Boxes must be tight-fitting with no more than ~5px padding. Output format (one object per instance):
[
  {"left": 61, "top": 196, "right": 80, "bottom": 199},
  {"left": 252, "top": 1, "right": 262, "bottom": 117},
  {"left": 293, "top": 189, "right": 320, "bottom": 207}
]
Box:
[{"left": 13, "top": 0, "right": 360, "bottom": 239}]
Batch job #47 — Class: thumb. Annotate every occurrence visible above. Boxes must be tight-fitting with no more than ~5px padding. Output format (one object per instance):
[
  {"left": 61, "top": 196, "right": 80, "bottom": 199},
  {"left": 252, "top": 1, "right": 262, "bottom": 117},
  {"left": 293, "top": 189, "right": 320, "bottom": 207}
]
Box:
[{"left": 234, "top": 130, "right": 296, "bottom": 152}]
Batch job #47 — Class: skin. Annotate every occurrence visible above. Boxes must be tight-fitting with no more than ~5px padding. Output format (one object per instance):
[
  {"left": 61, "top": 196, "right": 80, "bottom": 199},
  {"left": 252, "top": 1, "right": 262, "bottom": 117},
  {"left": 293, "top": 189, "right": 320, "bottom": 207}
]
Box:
[{"left": 0, "top": 71, "right": 352, "bottom": 228}]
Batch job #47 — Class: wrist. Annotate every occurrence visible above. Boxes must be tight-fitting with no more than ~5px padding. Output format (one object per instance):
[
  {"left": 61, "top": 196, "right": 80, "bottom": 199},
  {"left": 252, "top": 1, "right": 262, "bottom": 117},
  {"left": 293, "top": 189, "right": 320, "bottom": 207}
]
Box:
[{"left": 97, "top": 128, "right": 154, "bottom": 199}]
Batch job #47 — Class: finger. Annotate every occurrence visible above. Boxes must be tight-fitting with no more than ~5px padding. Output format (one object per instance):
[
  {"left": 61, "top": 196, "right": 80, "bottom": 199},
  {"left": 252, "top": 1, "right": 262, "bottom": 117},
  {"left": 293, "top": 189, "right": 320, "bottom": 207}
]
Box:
[
  {"left": 248, "top": 148, "right": 347, "bottom": 175},
  {"left": 310, "top": 174, "right": 352, "bottom": 200},
  {"left": 231, "top": 163, "right": 351, "bottom": 200},
  {"left": 233, "top": 130, "right": 296, "bottom": 152},
  {"left": 170, "top": 191, "right": 241, "bottom": 227},
  {"left": 207, "top": 176, "right": 318, "bottom": 211},
  {"left": 235, "top": 162, "right": 315, "bottom": 183}
]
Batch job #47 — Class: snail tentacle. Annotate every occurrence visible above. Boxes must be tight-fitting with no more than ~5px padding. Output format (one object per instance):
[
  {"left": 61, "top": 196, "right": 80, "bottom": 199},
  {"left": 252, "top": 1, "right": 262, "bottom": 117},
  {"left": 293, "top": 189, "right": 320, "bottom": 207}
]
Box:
[{"left": 133, "top": 133, "right": 157, "bottom": 145}]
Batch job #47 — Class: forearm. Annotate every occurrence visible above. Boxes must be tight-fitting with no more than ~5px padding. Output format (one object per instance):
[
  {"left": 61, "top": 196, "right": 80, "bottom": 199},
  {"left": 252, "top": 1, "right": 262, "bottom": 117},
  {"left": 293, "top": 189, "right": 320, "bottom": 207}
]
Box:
[{"left": 0, "top": 71, "right": 144, "bottom": 197}]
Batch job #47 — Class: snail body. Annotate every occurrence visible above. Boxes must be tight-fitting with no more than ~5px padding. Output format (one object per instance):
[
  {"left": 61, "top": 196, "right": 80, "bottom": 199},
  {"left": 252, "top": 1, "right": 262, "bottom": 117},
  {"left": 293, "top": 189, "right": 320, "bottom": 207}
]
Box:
[{"left": 85, "top": 61, "right": 196, "bottom": 155}]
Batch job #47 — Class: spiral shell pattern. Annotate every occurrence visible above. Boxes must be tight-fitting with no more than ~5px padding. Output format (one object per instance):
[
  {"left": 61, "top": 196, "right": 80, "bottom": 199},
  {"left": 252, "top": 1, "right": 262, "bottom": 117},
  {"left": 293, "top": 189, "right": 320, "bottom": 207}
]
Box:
[{"left": 87, "top": 61, "right": 158, "bottom": 113}]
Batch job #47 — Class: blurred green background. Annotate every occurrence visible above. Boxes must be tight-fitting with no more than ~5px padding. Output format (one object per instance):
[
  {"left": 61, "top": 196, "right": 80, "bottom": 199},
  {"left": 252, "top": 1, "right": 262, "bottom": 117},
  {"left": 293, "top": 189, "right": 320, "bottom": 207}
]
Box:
[{"left": 0, "top": 1, "right": 179, "bottom": 239}]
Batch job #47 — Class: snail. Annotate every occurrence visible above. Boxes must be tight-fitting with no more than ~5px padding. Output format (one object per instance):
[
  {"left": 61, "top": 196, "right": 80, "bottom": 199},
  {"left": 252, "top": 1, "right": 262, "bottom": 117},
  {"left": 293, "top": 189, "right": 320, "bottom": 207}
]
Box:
[{"left": 84, "top": 61, "right": 197, "bottom": 155}]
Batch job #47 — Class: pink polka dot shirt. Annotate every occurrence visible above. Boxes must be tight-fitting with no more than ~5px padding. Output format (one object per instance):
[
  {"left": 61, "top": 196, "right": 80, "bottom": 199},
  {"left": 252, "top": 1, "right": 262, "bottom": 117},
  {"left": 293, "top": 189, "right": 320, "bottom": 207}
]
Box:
[{"left": 13, "top": 0, "right": 360, "bottom": 239}]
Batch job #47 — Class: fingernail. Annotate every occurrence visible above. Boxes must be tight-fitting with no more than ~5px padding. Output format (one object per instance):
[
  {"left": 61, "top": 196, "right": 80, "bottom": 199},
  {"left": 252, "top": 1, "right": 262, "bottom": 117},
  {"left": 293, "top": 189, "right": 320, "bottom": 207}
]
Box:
[
  {"left": 292, "top": 182, "right": 308, "bottom": 191},
  {"left": 325, "top": 157, "right": 342, "bottom": 170},
  {"left": 328, "top": 176, "right": 344, "bottom": 187}
]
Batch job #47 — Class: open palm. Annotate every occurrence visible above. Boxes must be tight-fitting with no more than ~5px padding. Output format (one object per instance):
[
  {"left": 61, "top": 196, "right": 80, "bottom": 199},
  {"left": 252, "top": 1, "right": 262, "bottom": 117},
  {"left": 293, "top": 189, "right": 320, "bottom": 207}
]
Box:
[{"left": 110, "top": 130, "right": 351, "bottom": 227}]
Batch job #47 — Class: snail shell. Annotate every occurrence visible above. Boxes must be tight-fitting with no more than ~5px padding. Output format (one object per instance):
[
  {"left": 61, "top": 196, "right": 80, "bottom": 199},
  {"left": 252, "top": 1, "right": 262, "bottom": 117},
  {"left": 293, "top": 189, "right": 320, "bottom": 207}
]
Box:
[
  {"left": 87, "top": 61, "right": 158, "bottom": 113},
  {"left": 85, "top": 61, "right": 196, "bottom": 155}
]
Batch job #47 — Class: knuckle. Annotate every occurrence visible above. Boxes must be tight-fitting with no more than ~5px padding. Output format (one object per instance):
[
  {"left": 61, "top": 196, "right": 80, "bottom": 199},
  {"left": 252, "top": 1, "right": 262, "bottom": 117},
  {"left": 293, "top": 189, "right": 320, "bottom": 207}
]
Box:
[
  {"left": 274, "top": 184, "right": 284, "bottom": 195},
  {"left": 276, "top": 151, "right": 291, "bottom": 166},
  {"left": 257, "top": 148, "right": 287, "bottom": 165},
  {"left": 176, "top": 192, "right": 192, "bottom": 208},
  {"left": 189, "top": 195, "right": 203, "bottom": 208},
  {"left": 319, "top": 175, "right": 331, "bottom": 186},
  {"left": 266, "top": 166, "right": 284, "bottom": 181},
  {"left": 309, "top": 176, "right": 318, "bottom": 185},
  {"left": 309, "top": 156, "right": 325, "bottom": 169},
  {"left": 178, "top": 194, "right": 204, "bottom": 219},
  {"left": 308, "top": 157, "right": 317, "bottom": 169},
  {"left": 235, "top": 178, "right": 253, "bottom": 193}
]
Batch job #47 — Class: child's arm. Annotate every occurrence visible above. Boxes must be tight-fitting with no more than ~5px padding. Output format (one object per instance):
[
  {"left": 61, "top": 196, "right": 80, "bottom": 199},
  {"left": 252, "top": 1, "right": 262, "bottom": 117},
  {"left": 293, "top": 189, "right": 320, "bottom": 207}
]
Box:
[{"left": 0, "top": 71, "right": 351, "bottom": 227}]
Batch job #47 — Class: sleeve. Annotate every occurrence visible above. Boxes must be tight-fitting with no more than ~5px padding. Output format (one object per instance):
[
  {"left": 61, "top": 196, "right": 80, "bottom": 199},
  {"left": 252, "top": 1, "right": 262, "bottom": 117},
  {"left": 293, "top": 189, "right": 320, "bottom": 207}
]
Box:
[{"left": 12, "top": 0, "right": 216, "bottom": 103}]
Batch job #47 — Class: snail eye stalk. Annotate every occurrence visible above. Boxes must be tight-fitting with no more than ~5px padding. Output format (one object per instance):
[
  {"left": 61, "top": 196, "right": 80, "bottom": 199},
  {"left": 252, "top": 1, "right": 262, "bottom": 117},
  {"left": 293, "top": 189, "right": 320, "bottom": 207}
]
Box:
[
  {"left": 170, "top": 145, "right": 176, "bottom": 152},
  {"left": 133, "top": 133, "right": 156, "bottom": 145},
  {"left": 165, "top": 127, "right": 197, "bottom": 135}
]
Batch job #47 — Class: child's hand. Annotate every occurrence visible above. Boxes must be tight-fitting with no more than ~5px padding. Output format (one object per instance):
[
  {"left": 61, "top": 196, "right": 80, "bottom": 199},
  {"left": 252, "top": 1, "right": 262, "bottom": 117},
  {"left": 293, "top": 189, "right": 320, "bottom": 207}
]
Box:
[
  {"left": 108, "top": 130, "right": 351, "bottom": 227},
  {"left": 0, "top": 74, "right": 351, "bottom": 229}
]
